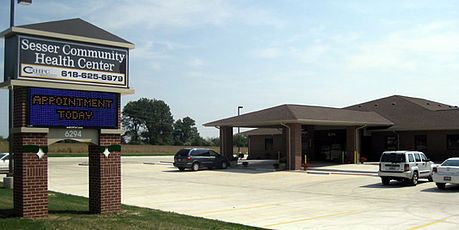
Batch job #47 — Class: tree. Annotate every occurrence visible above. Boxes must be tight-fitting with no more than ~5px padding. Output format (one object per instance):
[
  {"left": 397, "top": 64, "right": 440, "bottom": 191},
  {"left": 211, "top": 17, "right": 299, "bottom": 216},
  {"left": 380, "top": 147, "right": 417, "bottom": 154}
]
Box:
[
  {"left": 233, "top": 134, "right": 248, "bottom": 147},
  {"left": 173, "top": 117, "right": 200, "bottom": 145},
  {"left": 206, "top": 137, "right": 220, "bottom": 146},
  {"left": 122, "top": 100, "right": 147, "bottom": 144},
  {"left": 122, "top": 98, "right": 174, "bottom": 145}
]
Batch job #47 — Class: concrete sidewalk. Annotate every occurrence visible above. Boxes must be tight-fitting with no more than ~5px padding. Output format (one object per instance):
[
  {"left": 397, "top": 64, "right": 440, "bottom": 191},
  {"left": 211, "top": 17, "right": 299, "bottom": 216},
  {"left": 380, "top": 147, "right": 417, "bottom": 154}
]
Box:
[
  {"left": 306, "top": 163, "right": 379, "bottom": 176},
  {"left": 46, "top": 156, "right": 459, "bottom": 230}
]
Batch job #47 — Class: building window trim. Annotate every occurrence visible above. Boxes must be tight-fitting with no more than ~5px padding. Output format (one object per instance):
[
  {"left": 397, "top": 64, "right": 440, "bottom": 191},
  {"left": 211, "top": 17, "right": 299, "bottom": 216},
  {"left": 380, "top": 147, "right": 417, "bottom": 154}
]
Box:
[
  {"left": 385, "top": 135, "right": 398, "bottom": 150},
  {"left": 447, "top": 135, "right": 459, "bottom": 150},
  {"left": 414, "top": 135, "right": 427, "bottom": 151}
]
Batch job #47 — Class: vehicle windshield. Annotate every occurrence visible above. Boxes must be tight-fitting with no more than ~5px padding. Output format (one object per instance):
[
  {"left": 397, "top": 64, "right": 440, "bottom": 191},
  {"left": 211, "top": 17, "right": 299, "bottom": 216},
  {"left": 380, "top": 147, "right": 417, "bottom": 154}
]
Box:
[
  {"left": 381, "top": 153, "right": 406, "bottom": 163},
  {"left": 0, "top": 153, "right": 6, "bottom": 159},
  {"left": 175, "top": 149, "right": 190, "bottom": 157},
  {"left": 442, "top": 159, "right": 459, "bottom": 167}
]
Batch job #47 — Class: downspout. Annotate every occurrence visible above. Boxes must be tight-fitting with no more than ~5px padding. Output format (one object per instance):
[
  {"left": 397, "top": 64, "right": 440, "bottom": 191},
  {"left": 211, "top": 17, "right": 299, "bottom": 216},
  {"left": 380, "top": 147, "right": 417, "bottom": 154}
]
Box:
[
  {"left": 392, "top": 130, "right": 400, "bottom": 150},
  {"left": 280, "top": 123, "right": 291, "bottom": 170},
  {"left": 355, "top": 125, "right": 366, "bottom": 164}
]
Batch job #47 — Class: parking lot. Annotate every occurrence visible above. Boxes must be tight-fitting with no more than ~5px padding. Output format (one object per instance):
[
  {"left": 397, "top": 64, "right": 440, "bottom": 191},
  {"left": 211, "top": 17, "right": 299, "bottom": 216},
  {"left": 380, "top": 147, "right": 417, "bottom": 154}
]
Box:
[{"left": 47, "top": 156, "right": 459, "bottom": 229}]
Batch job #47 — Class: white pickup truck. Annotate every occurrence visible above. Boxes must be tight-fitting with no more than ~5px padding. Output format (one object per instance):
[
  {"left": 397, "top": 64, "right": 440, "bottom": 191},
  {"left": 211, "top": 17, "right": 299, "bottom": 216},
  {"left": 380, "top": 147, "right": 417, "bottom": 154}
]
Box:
[{"left": 378, "top": 151, "right": 434, "bottom": 186}]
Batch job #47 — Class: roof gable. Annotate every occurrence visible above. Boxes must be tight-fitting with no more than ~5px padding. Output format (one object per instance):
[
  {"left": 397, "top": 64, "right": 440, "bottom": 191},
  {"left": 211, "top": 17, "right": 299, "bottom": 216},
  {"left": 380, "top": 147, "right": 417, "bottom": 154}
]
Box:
[
  {"left": 1, "top": 18, "right": 134, "bottom": 49},
  {"left": 204, "top": 104, "right": 393, "bottom": 127},
  {"left": 17, "top": 18, "right": 132, "bottom": 44},
  {"left": 398, "top": 95, "right": 458, "bottom": 111},
  {"left": 346, "top": 95, "right": 459, "bottom": 131}
]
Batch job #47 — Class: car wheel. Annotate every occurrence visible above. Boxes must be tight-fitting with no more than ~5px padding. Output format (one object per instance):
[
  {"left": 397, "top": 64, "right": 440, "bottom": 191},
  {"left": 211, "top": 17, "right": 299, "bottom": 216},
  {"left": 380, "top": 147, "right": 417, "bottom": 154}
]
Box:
[
  {"left": 221, "top": 161, "right": 228, "bottom": 169},
  {"left": 436, "top": 183, "right": 446, "bottom": 190},
  {"left": 191, "top": 162, "right": 200, "bottom": 171},
  {"left": 178, "top": 167, "right": 185, "bottom": 171},
  {"left": 381, "top": 177, "right": 390, "bottom": 185},
  {"left": 428, "top": 176, "right": 433, "bottom": 182},
  {"left": 409, "top": 171, "right": 418, "bottom": 186}
]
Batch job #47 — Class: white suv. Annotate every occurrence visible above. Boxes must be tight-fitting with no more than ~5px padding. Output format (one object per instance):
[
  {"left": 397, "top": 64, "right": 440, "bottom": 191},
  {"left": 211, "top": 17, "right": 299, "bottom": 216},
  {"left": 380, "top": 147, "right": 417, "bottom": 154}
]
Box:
[{"left": 378, "top": 151, "right": 434, "bottom": 186}]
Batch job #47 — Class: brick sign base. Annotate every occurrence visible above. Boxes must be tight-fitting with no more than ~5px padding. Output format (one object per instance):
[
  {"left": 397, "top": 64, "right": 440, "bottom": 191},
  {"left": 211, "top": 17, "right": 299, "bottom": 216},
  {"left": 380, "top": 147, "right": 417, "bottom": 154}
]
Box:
[
  {"left": 89, "top": 135, "right": 121, "bottom": 214},
  {"left": 13, "top": 133, "right": 48, "bottom": 218},
  {"left": 12, "top": 132, "right": 122, "bottom": 218}
]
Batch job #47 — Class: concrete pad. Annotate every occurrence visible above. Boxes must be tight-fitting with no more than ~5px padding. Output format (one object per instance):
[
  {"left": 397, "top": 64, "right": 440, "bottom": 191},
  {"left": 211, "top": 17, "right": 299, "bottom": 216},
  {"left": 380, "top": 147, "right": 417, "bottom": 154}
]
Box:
[{"left": 47, "top": 156, "right": 459, "bottom": 229}]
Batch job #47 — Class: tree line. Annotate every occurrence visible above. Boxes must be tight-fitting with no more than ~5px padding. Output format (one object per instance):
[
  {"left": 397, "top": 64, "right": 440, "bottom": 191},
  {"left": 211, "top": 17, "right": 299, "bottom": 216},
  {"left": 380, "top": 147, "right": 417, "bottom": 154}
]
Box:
[{"left": 122, "top": 98, "right": 247, "bottom": 147}]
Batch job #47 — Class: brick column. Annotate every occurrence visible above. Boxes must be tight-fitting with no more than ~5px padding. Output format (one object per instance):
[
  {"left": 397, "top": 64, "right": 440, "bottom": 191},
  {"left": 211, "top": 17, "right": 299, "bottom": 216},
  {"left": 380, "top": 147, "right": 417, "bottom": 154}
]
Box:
[
  {"left": 346, "top": 127, "right": 361, "bottom": 163},
  {"left": 13, "top": 133, "right": 48, "bottom": 218},
  {"left": 287, "top": 123, "right": 302, "bottom": 170},
  {"left": 219, "top": 126, "right": 233, "bottom": 160},
  {"left": 89, "top": 134, "right": 121, "bottom": 214}
]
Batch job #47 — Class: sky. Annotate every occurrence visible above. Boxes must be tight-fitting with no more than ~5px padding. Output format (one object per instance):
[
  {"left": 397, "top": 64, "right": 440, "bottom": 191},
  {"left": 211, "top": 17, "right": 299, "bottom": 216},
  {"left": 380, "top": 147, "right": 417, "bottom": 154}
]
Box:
[{"left": 1, "top": 0, "right": 459, "bottom": 138}]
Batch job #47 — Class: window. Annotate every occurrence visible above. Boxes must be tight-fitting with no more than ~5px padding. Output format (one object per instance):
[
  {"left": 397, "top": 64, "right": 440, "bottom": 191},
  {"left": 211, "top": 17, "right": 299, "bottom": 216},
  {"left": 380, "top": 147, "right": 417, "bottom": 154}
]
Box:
[
  {"left": 191, "top": 150, "right": 209, "bottom": 157},
  {"left": 385, "top": 136, "right": 398, "bottom": 150},
  {"left": 414, "top": 153, "right": 421, "bottom": 162},
  {"left": 414, "top": 135, "right": 427, "bottom": 151},
  {"left": 442, "top": 159, "right": 459, "bottom": 166},
  {"left": 447, "top": 135, "right": 459, "bottom": 150},
  {"left": 421, "top": 154, "right": 427, "bottom": 161},
  {"left": 408, "top": 154, "right": 414, "bottom": 162},
  {"left": 381, "top": 153, "right": 406, "bottom": 163},
  {"left": 264, "top": 138, "right": 274, "bottom": 151},
  {"left": 175, "top": 149, "right": 190, "bottom": 157},
  {"left": 209, "top": 150, "right": 219, "bottom": 157}
]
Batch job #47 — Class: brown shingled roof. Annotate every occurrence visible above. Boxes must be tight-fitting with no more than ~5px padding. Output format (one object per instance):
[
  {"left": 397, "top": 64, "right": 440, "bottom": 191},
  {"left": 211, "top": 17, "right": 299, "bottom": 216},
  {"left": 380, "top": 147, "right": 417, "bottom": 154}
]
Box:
[
  {"left": 16, "top": 18, "right": 132, "bottom": 45},
  {"left": 204, "top": 104, "right": 394, "bottom": 127},
  {"left": 345, "top": 95, "right": 459, "bottom": 131}
]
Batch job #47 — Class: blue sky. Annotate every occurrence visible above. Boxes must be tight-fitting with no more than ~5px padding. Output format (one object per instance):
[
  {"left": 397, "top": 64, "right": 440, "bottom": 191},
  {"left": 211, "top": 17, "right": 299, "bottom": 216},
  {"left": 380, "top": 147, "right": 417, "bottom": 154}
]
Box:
[{"left": 1, "top": 0, "right": 459, "bottom": 138}]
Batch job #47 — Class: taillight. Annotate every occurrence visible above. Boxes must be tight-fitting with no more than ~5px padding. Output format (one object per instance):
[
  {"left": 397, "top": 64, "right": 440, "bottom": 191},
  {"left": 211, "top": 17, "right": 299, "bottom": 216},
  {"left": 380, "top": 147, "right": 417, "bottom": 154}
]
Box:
[
  {"left": 186, "top": 156, "right": 192, "bottom": 161},
  {"left": 404, "top": 164, "right": 410, "bottom": 172},
  {"left": 433, "top": 167, "right": 437, "bottom": 173}
]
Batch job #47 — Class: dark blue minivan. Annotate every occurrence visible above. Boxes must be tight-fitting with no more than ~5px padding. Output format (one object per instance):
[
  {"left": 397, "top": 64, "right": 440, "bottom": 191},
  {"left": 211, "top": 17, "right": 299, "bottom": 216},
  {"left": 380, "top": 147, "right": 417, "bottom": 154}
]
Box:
[{"left": 173, "top": 148, "right": 229, "bottom": 171}]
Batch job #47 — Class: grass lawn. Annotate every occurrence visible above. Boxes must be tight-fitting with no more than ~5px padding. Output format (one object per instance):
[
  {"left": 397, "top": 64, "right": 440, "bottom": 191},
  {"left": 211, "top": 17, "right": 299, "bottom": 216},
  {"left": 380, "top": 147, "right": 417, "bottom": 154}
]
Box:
[
  {"left": 47, "top": 153, "right": 175, "bottom": 157},
  {"left": 0, "top": 186, "right": 260, "bottom": 230}
]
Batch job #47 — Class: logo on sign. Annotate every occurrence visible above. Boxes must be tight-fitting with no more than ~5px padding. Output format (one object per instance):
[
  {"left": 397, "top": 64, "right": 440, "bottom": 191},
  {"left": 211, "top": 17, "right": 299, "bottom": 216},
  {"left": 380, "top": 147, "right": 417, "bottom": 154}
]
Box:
[{"left": 23, "top": 66, "right": 51, "bottom": 76}]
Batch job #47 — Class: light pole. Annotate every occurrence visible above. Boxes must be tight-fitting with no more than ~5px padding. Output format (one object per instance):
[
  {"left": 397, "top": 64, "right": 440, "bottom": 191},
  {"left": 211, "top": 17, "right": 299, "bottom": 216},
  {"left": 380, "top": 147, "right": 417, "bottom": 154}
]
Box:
[
  {"left": 10, "top": 0, "right": 32, "bottom": 27},
  {"left": 7, "top": 0, "right": 32, "bottom": 177},
  {"left": 237, "top": 106, "right": 243, "bottom": 153}
]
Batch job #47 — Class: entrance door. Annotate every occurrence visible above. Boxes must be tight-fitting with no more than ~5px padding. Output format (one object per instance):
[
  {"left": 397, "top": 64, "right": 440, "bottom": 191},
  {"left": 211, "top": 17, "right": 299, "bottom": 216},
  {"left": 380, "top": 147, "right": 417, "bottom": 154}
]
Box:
[{"left": 313, "top": 130, "right": 346, "bottom": 162}]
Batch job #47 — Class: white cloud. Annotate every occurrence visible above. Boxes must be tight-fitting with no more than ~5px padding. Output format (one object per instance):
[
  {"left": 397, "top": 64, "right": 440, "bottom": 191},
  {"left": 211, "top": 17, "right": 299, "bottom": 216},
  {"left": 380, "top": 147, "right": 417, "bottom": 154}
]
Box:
[
  {"left": 189, "top": 58, "right": 206, "bottom": 68},
  {"left": 288, "top": 44, "right": 331, "bottom": 64},
  {"left": 251, "top": 47, "right": 283, "bottom": 59},
  {"left": 346, "top": 21, "right": 459, "bottom": 73}
]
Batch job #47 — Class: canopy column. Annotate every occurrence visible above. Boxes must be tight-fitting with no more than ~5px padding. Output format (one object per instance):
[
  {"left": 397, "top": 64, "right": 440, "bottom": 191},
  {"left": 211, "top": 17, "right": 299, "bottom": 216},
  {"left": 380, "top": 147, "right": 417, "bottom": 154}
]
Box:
[
  {"left": 346, "top": 126, "right": 361, "bottom": 163},
  {"left": 284, "top": 123, "right": 302, "bottom": 170},
  {"left": 220, "top": 126, "right": 233, "bottom": 160}
]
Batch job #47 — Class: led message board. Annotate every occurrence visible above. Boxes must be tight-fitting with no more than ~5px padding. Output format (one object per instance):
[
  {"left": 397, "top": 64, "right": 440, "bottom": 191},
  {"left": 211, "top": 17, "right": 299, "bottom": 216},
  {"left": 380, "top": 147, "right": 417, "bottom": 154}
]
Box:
[
  {"left": 8, "top": 35, "right": 129, "bottom": 88},
  {"left": 28, "top": 88, "right": 118, "bottom": 128}
]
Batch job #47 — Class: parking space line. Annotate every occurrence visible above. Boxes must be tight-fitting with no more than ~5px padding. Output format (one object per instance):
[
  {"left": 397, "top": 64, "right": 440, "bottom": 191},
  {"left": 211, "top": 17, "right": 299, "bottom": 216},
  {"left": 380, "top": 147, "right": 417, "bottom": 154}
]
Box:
[
  {"left": 263, "top": 211, "right": 358, "bottom": 228},
  {"left": 407, "top": 217, "right": 448, "bottom": 230},
  {"left": 193, "top": 203, "right": 278, "bottom": 215},
  {"left": 150, "top": 195, "right": 230, "bottom": 204}
]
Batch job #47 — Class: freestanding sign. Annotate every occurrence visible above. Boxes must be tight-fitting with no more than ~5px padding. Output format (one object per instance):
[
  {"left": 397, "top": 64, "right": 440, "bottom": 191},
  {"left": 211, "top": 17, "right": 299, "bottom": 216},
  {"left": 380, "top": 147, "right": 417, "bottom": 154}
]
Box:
[{"left": 1, "top": 18, "right": 134, "bottom": 218}]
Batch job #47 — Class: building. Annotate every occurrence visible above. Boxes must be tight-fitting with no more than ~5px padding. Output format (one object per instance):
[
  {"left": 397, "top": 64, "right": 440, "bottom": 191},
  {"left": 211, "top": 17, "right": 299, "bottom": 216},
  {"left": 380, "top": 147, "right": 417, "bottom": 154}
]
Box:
[{"left": 204, "top": 95, "right": 459, "bottom": 170}]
